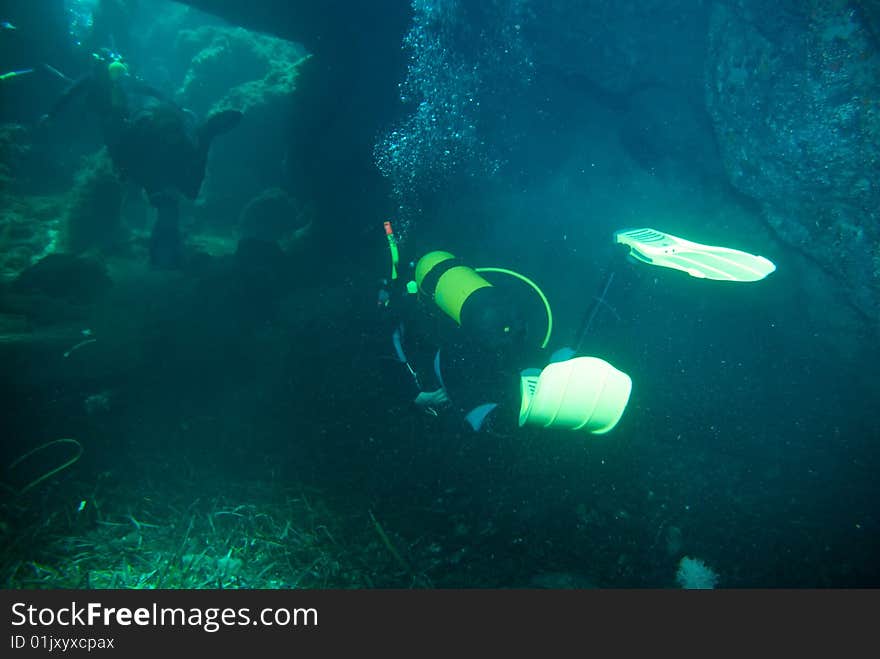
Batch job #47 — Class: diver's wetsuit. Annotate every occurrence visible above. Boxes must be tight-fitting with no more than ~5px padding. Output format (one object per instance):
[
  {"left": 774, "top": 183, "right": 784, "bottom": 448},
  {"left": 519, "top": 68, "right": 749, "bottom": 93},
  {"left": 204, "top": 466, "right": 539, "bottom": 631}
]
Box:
[
  {"left": 46, "top": 61, "right": 185, "bottom": 266},
  {"left": 46, "top": 62, "right": 169, "bottom": 165},
  {"left": 147, "top": 191, "right": 183, "bottom": 268},
  {"left": 114, "top": 105, "right": 242, "bottom": 267},
  {"left": 381, "top": 278, "right": 532, "bottom": 434},
  {"left": 47, "top": 61, "right": 242, "bottom": 268}
]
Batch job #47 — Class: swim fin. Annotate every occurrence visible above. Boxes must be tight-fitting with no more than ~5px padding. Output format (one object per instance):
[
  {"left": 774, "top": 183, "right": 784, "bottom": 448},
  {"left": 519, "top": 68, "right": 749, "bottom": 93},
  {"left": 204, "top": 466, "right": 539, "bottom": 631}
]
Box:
[
  {"left": 614, "top": 227, "right": 776, "bottom": 282},
  {"left": 181, "top": 110, "right": 244, "bottom": 200},
  {"left": 197, "top": 109, "right": 244, "bottom": 146}
]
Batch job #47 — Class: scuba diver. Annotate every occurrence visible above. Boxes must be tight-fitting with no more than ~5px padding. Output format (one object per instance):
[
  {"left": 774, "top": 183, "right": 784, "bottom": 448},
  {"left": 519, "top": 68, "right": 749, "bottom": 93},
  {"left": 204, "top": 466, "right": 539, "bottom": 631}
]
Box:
[
  {"left": 379, "top": 222, "right": 633, "bottom": 436},
  {"left": 41, "top": 48, "right": 243, "bottom": 267},
  {"left": 379, "top": 222, "right": 777, "bottom": 437},
  {"left": 41, "top": 48, "right": 164, "bottom": 163},
  {"left": 113, "top": 99, "right": 242, "bottom": 267}
]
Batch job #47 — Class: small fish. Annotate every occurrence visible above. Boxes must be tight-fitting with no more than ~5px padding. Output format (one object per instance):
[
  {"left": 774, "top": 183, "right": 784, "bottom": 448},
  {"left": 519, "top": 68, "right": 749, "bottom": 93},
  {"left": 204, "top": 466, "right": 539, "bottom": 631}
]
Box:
[
  {"left": 1, "top": 21, "right": 16, "bottom": 30},
  {"left": 0, "top": 68, "right": 33, "bottom": 81}
]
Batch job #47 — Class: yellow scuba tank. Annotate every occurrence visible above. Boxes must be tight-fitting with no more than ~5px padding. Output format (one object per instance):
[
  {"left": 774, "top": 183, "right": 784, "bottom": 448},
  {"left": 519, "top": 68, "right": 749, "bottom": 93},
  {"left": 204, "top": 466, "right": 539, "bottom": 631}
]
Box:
[
  {"left": 414, "top": 251, "right": 493, "bottom": 326},
  {"left": 414, "top": 250, "right": 553, "bottom": 348}
]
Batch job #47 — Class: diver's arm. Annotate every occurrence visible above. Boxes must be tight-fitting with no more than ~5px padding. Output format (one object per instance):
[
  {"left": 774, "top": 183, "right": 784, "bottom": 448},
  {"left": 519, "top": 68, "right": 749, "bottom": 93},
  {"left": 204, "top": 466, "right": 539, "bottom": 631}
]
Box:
[{"left": 44, "top": 75, "right": 90, "bottom": 120}]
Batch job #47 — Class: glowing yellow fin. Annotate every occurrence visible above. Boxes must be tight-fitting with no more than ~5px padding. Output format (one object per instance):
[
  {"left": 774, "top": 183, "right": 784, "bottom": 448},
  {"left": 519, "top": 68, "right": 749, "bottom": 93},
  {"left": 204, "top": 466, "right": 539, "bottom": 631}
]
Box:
[{"left": 614, "top": 228, "right": 776, "bottom": 282}]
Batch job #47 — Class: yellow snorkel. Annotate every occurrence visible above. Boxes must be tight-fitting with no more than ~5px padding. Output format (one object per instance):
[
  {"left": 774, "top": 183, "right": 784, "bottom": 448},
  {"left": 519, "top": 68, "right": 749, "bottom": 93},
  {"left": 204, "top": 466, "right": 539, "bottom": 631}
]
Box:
[{"left": 384, "top": 221, "right": 400, "bottom": 280}]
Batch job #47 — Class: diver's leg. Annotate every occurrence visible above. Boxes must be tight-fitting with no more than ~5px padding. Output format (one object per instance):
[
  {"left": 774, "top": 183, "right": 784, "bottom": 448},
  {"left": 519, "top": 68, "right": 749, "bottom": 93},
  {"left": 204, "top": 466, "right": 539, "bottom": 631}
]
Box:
[
  {"left": 149, "top": 192, "right": 182, "bottom": 268},
  {"left": 182, "top": 110, "right": 244, "bottom": 199}
]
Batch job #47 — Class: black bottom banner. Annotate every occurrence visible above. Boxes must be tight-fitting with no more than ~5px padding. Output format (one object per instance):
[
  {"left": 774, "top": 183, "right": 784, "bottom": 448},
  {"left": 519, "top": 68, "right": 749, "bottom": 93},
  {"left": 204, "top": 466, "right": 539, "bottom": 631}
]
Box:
[{"left": 1, "top": 589, "right": 876, "bottom": 655}]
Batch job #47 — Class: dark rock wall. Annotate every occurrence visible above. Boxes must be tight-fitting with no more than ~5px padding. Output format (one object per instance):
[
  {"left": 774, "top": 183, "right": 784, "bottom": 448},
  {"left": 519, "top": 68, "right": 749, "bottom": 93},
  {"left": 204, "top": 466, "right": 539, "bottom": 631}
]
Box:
[
  {"left": 177, "top": 0, "right": 413, "bottom": 231},
  {"left": 706, "top": 0, "right": 880, "bottom": 321}
]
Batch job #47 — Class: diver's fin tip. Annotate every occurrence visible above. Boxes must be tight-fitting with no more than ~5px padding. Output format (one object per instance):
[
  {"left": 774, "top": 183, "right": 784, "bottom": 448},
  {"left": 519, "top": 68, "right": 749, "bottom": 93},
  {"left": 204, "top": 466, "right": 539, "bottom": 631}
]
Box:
[
  {"left": 199, "top": 109, "right": 243, "bottom": 144},
  {"left": 615, "top": 227, "right": 776, "bottom": 282}
]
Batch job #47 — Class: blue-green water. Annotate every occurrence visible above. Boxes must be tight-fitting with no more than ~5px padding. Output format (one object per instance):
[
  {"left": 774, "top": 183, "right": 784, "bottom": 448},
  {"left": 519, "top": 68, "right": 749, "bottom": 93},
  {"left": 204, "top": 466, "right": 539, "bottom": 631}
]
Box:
[{"left": 0, "top": 0, "right": 877, "bottom": 589}]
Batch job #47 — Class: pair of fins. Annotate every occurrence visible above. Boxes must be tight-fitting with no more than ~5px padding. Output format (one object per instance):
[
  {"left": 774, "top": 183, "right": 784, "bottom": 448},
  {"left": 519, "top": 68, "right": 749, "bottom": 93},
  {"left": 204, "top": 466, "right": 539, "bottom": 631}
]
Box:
[{"left": 614, "top": 227, "right": 776, "bottom": 282}]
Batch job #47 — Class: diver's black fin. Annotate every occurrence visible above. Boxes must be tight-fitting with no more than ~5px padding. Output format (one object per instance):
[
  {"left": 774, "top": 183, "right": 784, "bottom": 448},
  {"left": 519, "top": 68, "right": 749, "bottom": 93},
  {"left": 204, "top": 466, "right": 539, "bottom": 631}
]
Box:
[
  {"left": 182, "top": 110, "right": 244, "bottom": 200},
  {"left": 197, "top": 109, "right": 243, "bottom": 146}
]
